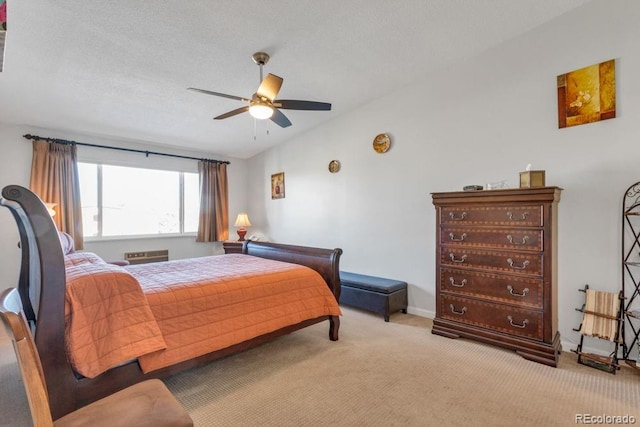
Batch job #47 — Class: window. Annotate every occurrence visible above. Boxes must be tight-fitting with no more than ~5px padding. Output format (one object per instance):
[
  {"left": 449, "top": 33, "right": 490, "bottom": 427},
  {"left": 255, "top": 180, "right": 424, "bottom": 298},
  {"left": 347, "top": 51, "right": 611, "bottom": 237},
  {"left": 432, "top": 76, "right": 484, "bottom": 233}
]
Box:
[{"left": 78, "top": 163, "right": 200, "bottom": 238}]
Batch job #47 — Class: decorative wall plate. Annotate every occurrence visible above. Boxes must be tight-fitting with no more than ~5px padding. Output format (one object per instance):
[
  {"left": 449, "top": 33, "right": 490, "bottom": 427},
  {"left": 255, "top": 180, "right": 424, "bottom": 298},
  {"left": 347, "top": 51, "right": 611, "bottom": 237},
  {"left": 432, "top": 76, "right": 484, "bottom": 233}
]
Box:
[
  {"left": 328, "top": 160, "right": 341, "bottom": 173},
  {"left": 373, "top": 133, "right": 391, "bottom": 153}
]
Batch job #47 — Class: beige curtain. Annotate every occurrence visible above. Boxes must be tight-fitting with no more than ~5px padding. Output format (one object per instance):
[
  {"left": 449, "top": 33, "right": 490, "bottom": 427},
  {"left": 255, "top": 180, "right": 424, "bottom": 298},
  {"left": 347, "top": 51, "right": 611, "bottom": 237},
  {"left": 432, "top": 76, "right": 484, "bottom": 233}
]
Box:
[
  {"left": 196, "top": 161, "right": 229, "bottom": 242},
  {"left": 29, "top": 140, "right": 84, "bottom": 250}
]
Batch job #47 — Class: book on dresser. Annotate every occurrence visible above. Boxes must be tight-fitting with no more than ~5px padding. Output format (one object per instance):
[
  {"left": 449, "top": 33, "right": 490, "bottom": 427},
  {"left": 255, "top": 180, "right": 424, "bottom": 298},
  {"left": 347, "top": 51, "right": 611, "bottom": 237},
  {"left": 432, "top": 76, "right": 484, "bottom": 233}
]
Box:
[{"left": 431, "top": 187, "right": 562, "bottom": 367}]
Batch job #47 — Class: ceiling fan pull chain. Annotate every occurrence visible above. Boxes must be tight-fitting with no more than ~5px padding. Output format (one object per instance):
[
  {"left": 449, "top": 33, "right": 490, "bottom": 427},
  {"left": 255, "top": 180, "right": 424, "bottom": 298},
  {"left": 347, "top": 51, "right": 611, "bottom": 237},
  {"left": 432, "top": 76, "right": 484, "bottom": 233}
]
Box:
[{"left": 254, "top": 118, "right": 257, "bottom": 140}]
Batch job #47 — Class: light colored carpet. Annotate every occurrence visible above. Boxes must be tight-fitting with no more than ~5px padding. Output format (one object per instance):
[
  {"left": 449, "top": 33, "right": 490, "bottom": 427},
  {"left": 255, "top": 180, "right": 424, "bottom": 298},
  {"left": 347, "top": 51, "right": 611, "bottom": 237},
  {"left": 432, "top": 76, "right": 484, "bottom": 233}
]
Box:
[
  {"left": 0, "top": 331, "right": 30, "bottom": 426},
  {"left": 1, "top": 308, "right": 639, "bottom": 426},
  {"left": 164, "top": 309, "right": 640, "bottom": 426}
]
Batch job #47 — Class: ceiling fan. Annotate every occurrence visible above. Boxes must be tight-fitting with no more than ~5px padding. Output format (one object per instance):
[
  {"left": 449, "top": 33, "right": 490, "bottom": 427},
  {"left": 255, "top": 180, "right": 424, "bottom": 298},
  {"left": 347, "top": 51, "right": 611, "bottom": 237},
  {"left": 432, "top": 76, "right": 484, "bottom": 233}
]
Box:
[{"left": 188, "top": 52, "right": 331, "bottom": 128}]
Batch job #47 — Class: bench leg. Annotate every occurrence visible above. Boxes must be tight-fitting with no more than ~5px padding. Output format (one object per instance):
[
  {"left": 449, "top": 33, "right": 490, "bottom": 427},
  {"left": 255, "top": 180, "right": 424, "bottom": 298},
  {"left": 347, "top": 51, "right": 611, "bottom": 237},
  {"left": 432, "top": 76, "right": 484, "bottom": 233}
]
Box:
[{"left": 385, "top": 308, "right": 406, "bottom": 322}]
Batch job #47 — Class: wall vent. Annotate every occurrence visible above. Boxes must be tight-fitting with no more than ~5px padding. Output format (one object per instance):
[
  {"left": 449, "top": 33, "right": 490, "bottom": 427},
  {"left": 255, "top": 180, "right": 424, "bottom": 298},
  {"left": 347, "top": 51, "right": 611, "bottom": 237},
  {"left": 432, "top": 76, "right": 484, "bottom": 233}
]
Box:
[{"left": 124, "top": 250, "right": 169, "bottom": 265}]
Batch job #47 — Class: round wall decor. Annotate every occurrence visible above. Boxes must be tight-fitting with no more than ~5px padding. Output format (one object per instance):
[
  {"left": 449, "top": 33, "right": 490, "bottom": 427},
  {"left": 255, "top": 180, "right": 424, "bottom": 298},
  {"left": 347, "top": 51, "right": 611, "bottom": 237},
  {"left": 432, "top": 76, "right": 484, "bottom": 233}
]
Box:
[
  {"left": 328, "top": 160, "right": 341, "bottom": 173},
  {"left": 373, "top": 133, "right": 391, "bottom": 153}
]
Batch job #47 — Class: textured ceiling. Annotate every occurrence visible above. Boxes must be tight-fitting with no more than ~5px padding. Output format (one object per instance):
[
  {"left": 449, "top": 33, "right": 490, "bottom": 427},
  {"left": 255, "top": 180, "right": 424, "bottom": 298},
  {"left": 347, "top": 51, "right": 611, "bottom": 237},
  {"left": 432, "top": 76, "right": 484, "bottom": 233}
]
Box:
[{"left": 0, "top": 0, "right": 591, "bottom": 159}]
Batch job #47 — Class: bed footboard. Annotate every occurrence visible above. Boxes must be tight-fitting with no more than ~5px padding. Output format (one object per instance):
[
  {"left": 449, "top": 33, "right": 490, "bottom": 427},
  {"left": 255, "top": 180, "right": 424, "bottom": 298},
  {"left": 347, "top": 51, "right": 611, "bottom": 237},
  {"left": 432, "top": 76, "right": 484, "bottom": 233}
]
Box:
[
  {"left": 245, "top": 241, "right": 342, "bottom": 342},
  {"left": 245, "top": 241, "right": 342, "bottom": 301}
]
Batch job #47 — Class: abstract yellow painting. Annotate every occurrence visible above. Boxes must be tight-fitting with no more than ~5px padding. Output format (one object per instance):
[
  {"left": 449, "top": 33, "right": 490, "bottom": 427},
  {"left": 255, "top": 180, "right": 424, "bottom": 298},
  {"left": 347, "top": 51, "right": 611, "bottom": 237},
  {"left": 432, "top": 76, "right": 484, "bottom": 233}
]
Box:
[{"left": 557, "top": 59, "right": 616, "bottom": 128}]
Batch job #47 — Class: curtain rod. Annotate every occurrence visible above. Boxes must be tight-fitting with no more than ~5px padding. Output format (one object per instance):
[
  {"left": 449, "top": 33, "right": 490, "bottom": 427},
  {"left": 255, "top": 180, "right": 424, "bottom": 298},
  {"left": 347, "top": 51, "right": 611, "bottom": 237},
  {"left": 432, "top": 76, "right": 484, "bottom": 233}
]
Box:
[{"left": 23, "top": 134, "right": 230, "bottom": 165}]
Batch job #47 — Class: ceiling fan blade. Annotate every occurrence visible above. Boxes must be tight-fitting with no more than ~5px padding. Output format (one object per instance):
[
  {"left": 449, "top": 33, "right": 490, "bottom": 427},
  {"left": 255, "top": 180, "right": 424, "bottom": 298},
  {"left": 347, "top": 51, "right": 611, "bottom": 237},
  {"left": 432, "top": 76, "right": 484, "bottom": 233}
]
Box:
[
  {"left": 274, "top": 100, "right": 331, "bottom": 111},
  {"left": 270, "top": 108, "right": 292, "bottom": 128},
  {"left": 214, "top": 106, "right": 250, "bottom": 120},
  {"left": 256, "top": 74, "right": 283, "bottom": 101},
  {"left": 188, "top": 87, "right": 250, "bottom": 102}
]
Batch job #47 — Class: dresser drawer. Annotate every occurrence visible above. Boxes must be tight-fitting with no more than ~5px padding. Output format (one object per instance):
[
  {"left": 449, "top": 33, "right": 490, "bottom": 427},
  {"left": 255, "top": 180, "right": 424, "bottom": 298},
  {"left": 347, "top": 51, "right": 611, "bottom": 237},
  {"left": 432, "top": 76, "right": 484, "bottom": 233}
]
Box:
[
  {"left": 440, "top": 268, "right": 543, "bottom": 308},
  {"left": 441, "top": 294, "right": 543, "bottom": 340},
  {"left": 440, "top": 205, "right": 543, "bottom": 227},
  {"left": 441, "top": 247, "right": 543, "bottom": 276},
  {"left": 441, "top": 227, "right": 543, "bottom": 251}
]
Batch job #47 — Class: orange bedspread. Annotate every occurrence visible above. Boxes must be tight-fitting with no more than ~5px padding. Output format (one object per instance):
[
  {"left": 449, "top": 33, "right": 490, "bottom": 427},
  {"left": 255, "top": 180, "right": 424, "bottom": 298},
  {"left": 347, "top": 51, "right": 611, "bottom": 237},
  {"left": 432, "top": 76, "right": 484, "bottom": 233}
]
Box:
[
  {"left": 127, "top": 254, "right": 341, "bottom": 373},
  {"left": 64, "top": 253, "right": 167, "bottom": 378},
  {"left": 64, "top": 253, "right": 340, "bottom": 377}
]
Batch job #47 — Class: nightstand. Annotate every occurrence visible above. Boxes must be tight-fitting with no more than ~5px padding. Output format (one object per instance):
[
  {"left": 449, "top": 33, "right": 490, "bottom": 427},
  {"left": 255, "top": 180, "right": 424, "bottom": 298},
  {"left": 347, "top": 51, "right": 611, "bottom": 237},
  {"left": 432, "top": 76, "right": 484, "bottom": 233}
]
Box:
[{"left": 222, "top": 241, "right": 246, "bottom": 254}]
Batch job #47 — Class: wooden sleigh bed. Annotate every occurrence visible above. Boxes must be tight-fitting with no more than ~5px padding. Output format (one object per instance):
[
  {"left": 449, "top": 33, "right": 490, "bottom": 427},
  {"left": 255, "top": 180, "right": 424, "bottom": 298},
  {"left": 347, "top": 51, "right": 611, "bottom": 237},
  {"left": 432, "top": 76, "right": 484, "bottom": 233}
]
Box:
[{"left": 1, "top": 185, "right": 342, "bottom": 419}]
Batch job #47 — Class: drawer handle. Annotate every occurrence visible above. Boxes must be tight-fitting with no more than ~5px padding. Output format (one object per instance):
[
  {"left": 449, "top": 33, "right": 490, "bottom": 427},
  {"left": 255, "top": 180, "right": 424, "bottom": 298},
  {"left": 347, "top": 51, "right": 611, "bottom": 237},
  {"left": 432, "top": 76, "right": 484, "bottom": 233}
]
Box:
[
  {"left": 507, "top": 285, "right": 529, "bottom": 297},
  {"left": 449, "top": 253, "right": 467, "bottom": 263},
  {"left": 507, "top": 258, "right": 529, "bottom": 270},
  {"left": 506, "top": 235, "right": 529, "bottom": 245},
  {"left": 507, "top": 211, "right": 529, "bottom": 221},
  {"left": 449, "top": 277, "right": 467, "bottom": 288},
  {"left": 507, "top": 316, "right": 529, "bottom": 329},
  {"left": 449, "top": 232, "right": 467, "bottom": 242},
  {"left": 449, "top": 212, "right": 467, "bottom": 221},
  {"left": 449, "top": 304, "right": 467, "bottom": 315}
]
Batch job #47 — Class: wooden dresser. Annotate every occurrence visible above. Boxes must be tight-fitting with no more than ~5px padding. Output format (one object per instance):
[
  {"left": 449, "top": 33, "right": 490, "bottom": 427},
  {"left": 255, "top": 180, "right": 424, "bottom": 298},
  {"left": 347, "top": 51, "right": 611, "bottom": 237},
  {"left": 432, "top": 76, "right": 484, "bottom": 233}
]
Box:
[{"left": 431, "top": 187, "right": 562, "bottom": 367}]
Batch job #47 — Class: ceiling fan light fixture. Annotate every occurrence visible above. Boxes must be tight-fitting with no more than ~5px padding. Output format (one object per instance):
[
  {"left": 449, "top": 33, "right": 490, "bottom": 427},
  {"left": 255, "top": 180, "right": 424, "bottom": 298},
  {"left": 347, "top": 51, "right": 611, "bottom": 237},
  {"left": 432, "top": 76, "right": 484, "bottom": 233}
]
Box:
[{"left": 249, "top": 103, "right": 274, "bottom": 120}]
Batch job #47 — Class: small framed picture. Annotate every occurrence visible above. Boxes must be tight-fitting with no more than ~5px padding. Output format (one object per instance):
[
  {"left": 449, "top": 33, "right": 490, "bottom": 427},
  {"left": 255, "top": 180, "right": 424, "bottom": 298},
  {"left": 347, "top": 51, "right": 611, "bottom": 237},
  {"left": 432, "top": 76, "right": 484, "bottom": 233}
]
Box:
[{"left": 271, "top": 172, "right": 285, "bottom": 199}]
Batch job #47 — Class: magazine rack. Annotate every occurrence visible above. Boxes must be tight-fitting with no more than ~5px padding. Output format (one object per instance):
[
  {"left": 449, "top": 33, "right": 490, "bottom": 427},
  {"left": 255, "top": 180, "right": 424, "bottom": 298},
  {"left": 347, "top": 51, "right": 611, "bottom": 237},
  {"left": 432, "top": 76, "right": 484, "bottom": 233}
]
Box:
[{"left": 572, "top": 285, "right": 624, "bottom": 374}]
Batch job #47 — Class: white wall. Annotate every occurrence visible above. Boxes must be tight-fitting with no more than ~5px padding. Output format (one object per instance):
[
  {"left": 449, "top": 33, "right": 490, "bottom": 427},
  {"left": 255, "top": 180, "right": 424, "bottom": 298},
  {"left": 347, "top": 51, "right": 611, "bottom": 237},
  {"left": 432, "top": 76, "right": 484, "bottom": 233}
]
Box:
[
  {"left": 247, "top": 0, "right": 640, "bottom": 355},
  {"left": 0, "top": 125, "right": 32, "bottom": 289},
  {"left": 0, "top": 124, "right": 248, "bottom": 288}
]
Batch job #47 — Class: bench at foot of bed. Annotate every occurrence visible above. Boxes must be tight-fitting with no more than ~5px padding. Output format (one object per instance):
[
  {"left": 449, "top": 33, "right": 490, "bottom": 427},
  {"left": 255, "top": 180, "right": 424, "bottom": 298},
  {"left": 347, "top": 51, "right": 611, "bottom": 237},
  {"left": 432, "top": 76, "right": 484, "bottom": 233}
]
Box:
[{"left": 339, "top": 271, "right": 408, "bottom": 322}]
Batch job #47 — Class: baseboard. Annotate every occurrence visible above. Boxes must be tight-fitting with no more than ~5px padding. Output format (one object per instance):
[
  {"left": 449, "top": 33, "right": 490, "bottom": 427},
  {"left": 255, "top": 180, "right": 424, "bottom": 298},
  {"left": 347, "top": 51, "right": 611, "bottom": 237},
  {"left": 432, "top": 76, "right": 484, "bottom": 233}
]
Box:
[{"left": 406, "top": 306, "right": 434, "bottom": 319}]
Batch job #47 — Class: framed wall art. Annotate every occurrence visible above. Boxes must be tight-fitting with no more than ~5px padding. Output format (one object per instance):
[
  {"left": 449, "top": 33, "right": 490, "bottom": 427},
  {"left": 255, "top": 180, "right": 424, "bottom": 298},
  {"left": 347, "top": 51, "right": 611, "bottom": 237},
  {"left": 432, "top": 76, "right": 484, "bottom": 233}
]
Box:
[
  {"left": 0, "top": 1, "right": 6, "bottom": 31},
  {"left": 0, "top": 0, "right": 7, "bottom": 72},
  {"left": 271, "top": 172, "right": 285, "bottom": 199},
  {"left": 372, "top": 133, "right": 390, "bottom": 153},
  {"left": 328, "top": 160, "right": 341, "bottom": 173},
  {"left": 557, "top": 59, "right": 616, "bottom": 128}
]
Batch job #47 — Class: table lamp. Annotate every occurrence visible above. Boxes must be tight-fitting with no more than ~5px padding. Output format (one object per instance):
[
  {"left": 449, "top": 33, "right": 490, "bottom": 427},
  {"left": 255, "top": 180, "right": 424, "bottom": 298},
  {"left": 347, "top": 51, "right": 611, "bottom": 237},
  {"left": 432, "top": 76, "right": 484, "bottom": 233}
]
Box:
[{"left": 234, "top": 212, "right": 252, "bottom": 241}]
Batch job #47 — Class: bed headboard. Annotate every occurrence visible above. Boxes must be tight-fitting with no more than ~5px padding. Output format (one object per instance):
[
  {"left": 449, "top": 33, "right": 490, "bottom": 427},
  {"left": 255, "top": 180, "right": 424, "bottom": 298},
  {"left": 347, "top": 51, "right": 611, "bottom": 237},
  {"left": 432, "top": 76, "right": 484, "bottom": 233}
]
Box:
[
  {"left": 0, "top": 185, "right": 67, "bottom": 345},
  {"left": 0, "top": 185, "right": 77, "bottom": 417}
]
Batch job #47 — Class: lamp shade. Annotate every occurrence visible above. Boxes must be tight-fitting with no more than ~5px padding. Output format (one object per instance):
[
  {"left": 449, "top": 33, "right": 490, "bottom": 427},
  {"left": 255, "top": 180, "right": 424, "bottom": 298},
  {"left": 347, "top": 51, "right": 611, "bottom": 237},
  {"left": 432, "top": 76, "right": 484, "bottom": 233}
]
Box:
[
  {"left": 234, "top": 213, "right": 252, "bottom": 242},
  {"left": 234, "top": 213, "right": 252, "bottom": 228}
]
